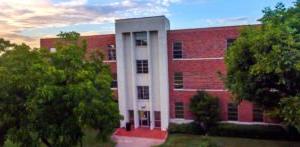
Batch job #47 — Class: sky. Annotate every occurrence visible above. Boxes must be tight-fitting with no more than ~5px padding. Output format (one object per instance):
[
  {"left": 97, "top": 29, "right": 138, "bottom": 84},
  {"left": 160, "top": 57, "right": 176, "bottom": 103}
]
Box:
[{"left": 0, "top": 0, "right": 295, "bottom": 47}]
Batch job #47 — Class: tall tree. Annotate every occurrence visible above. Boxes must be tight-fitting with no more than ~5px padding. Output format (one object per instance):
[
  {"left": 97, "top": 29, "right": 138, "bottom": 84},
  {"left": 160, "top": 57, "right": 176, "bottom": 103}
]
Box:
[
  {"left": 0, "top": 33, "right": 120, "bottom": 146},
  {"left": 225, "top": 1, "right": 300, "bottom": 131}
]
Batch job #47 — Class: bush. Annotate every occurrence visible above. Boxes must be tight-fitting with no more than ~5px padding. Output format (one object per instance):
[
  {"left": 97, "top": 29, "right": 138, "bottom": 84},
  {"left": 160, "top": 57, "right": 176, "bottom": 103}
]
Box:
[
  {"left": 168, "top": 123, "right": 204, "bottom": 135},
  {"left": 190, "top": 91, "right": 219, "bottom": 130},
  {"left": 208, "top": 123, "right": 300, "bottom": 140}
]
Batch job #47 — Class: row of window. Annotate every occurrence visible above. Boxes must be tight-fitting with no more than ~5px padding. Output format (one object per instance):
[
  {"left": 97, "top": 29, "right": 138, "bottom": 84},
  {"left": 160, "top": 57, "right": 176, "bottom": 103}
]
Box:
[
  {"left": 172, "top": 39, "right": 236, "bottom": 59},
  {"left": 107, "top": 38, "right": 236, "bottom": 61},
  {"left": 175, "top": 102, "right": 264, "bottom": 122}
]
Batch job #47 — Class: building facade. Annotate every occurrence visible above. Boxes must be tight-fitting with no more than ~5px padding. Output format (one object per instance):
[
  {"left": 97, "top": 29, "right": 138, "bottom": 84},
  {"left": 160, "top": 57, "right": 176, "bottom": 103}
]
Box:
[{"left": 40, "top": 16, "right": 273, "bottom": 131}]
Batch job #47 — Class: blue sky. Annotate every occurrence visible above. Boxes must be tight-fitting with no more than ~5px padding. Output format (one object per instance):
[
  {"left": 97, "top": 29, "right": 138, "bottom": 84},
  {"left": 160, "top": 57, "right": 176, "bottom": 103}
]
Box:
[{"left": 0, "top": 0, "right": 295, "bottom": 47}]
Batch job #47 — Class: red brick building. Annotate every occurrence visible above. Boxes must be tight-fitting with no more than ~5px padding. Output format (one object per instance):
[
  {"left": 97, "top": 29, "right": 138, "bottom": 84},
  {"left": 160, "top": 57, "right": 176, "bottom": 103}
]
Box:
[{"left": 41, "top": 16, "right": 272, "bottom": 131}]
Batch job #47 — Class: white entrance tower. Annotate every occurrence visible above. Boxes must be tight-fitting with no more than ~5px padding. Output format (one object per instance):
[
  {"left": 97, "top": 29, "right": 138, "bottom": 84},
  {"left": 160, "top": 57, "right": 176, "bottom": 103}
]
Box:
[{"left": 115, "top": 16, "right": 170, "bottom": 131}]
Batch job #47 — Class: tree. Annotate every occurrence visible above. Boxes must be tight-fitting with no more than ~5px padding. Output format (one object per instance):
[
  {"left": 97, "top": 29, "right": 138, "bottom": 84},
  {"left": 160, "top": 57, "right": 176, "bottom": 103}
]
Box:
[
  {"left": 279, "top": 96, "right": 300, "bottom": 131},
  {"left": 0, "top": 33, "right": 120, "bottom": 146},
  {"left": 190, "top": 91, "right": 219, "bottom": 132},
  {"left": 225, "top": 1, "right": 300, "bottom": 131}
]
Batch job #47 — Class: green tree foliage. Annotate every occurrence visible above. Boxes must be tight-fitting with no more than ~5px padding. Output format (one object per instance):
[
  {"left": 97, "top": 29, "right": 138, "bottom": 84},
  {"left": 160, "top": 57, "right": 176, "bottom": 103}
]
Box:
[
  {"left": 279, "top": 96, "right": 300, "bottom": 131},
  {"left": 0, "top": 33, "right": 120, "bottom": 146},
  {"left": 0, "top": 38, "right": 16, "bottom": 52},
  {"left": 190, "top": 91, "right": 219, "bottom": 131},
  {"left": 225, "top": 1, "right": 300, "bottom": 131}
]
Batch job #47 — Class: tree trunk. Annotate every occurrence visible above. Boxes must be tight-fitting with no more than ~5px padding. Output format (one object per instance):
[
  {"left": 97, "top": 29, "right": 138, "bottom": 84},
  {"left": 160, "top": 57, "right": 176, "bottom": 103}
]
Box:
[{"left": 41, "top": 137, "right": 52, "bottom": 147}]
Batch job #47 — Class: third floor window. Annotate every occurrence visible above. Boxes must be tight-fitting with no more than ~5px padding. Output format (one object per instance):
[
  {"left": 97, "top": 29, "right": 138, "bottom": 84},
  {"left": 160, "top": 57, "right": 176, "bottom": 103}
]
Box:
[
  {"left": 173, "top": 42, "right": 183, "bottom": 58},
  {"left": 135, "top": 32, "right": 147, "bottom": 46},
  {"left": 108, "top": 44, "right": 116, "bottom": 60}
]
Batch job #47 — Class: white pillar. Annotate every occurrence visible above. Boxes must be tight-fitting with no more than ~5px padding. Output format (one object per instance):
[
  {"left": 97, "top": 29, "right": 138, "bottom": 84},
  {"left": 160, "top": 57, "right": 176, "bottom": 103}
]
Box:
[
  {"left": 116, "top": 33, "right": 128, "bottom": 128},
  {"left": 158, "top": 30, "right": 170, "bottom": 131},
  {"left": 147, "top": 31, "right": 155, "bottom": 130},
  {"left": 130, "top": 32, "right": 139, "bottom": 129}
]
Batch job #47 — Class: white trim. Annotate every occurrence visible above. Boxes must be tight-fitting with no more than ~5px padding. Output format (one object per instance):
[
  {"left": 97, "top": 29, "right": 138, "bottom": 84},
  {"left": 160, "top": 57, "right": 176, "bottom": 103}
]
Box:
[
  {"left": 173, "top": 57, "right": 224, "bottom": 61},
  {"left": 111, "top": 88, "right": 118, "bottom": 90},
  {"left": 220, "top": 121, "right": 283, "bottom": 126},
  {"left": 174, "top": 89, "right": 227, "bottom": 92},
  {"left": 170, "top": 119, "right": 194, "bottom": 124},
  {"left": 103, "top": 60, "right": 117, "bottom": 63}
]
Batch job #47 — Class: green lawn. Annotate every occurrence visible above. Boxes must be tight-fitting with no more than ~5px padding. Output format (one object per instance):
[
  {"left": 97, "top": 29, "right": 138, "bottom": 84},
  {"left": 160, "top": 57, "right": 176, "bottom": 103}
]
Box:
[
  {"left": 159, "top": 134, "right": 300, "bottom": 147},
  {"left": 3, "top": 128, "right": 115, "bottom": 147}
]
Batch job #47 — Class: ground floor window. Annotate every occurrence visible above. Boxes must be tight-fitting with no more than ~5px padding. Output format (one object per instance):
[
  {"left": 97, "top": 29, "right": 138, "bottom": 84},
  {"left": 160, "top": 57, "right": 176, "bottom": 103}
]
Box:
[
  {"left": 253, "top": 105, "right": 263, "bottom": 122},
  {"left": 128, "top": 110, "right": 134, "bottom": 126},
  {"left": 154, "top": 111, "right": 161, "bottom": 128},
  {"left": 175, "top": 102, "right": 184, "bottom": 119},
  {"left": 228, "top": 103, "right": 238, "bottom": 121}
]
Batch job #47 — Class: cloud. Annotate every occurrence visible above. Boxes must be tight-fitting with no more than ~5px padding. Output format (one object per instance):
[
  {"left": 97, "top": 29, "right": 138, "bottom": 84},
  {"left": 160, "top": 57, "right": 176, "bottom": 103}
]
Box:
[
  {"left": 0, "top": 0, "right": 180, "bottom": 47},
  {"left": 199, "top": 17, "right": 258, "bottom": 27}
]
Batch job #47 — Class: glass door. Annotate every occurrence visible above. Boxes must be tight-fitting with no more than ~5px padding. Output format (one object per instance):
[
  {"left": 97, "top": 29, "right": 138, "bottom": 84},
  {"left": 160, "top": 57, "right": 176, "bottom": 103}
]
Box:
[{"left": 139, "top": 111, "right": 150, "bottom": 127}]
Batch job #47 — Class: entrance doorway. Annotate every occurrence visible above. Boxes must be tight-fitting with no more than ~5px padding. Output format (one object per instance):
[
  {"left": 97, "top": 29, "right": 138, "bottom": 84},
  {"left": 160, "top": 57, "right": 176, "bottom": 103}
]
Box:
[{"left": 139, "top": 111, "right": 150, "bottom": 127}]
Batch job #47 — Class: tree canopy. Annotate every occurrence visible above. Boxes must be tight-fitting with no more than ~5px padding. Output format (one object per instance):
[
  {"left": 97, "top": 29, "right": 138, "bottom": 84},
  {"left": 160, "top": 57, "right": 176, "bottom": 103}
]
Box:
[
  {"left": 225, "top": 1, "right": 300, "bottom": 131},
  {"left": 0, "top": 32, "right": 120, "bottom": 146}
]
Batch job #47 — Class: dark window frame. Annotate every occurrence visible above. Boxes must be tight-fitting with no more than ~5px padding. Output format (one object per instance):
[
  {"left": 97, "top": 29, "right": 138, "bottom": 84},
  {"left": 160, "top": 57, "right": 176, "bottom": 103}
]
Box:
[
  {"left": 137, "top": 86, "right": 149, "bottom": 100},
  {"left": 253, "top": 105, "right": 263, "bottom": 122},
  {"left": 135, "top": 32, "right": 148, "bottom": 46},
  {"left": 175, "top": 102, "right": 184, "bottom": 119},
  {"left": 154, "top": 111, "right": 161, "bottom": 128},
  {"left": 228, "top": 103, "right": 238, "bottom": 121},
  {"left": 111, "top": 73, "right": 118, "bottom": 88},
  {"left": 108, "top": 44, "right": 116, "bottom": 60},
  {"left": 174, "top": 72, "right": 183, "bottom": 89},
  {"left": 136, "top": 60, "right": 148, "bottom": 74},
  {"left": 173, "top": 41, "right": 183, "bottom": 59}
]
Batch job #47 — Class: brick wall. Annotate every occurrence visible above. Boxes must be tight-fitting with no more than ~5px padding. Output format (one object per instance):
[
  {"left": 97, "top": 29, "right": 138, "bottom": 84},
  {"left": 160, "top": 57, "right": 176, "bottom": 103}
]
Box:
[
  {"left": 40, "top": 25, "right": 274, "bottom": 123},
  {"left": 167, "top": 26, "right": 271, "bottom": 122}
]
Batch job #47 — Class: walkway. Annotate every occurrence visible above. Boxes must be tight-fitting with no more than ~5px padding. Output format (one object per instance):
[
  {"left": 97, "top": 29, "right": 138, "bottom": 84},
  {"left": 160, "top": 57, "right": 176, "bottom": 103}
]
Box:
[{"left": 112, "top": 128, "right": 168, "bottom": 147}]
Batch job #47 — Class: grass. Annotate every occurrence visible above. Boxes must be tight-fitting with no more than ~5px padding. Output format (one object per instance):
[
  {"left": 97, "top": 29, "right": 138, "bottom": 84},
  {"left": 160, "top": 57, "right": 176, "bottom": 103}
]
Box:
[
  {"left": 158, "top": 134, "right": 300, "bottom": 147},
  {"left": 3, "top": 128, "right": 115, "bottom": 147}
]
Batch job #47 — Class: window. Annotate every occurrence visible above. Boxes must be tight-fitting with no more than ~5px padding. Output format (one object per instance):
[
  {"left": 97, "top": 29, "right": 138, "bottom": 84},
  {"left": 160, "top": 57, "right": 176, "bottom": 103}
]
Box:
[
  {"left": 108, "top": 44, "right": 116, "bottom": 60},
  {"left": 137, "top": 86, "right": 149, "bottom": 100},
  {"left": 49, "top": 48, "right": 56, "bottom": 53},
  {"left": 136, "top": 60, "right": 148, "bottom": 74},
  {"left": 135, "top": 32, "right": 147, "bottom": 46},
  {"left": 154, "top": 111, "right": 161, "bottom": 128},
  {"left": 253, "top": 105, "right": 263, "bottom": 122},
  {"left": 111, "top": 73, "right": 117, "bottom": 88},
  {"left": 173, "top": 42, "right": 183, "bottom": 58},
  {"left": 175, "top": 102, "right": 184, "bottom": 118},
  {"left": 128, "top": 110, "right": 134, "bottom": 126},
  {"left": 227, "top": 38, "right": 236, "bottom": 49},
  {"left": 228, "top": 103, "right": 238, "bottom": 121},
  {"left": 174, "top": 72, "right": 183, "bottom": 89}
]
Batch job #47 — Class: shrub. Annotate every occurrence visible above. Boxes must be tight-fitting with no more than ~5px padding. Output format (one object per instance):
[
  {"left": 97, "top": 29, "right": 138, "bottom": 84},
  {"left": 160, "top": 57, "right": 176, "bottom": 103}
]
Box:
[
  {"left": 168, "top": 123, "right": 204, "bottom": 135},
  {"left": 190, "top": 91, "right": 219, "bottom": 130},
  {"left": 208, "top": 123, "right": 300, "bottom": 140}
]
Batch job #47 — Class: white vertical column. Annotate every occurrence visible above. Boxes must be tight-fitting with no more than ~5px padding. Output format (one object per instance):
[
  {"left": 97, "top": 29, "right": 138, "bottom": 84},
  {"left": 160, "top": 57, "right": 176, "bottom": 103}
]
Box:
[
  {"left": 158, "top": 30, "right": 170, "bottom": 131},
  {"left": 116, "top": 33, "right": 128, "bottom": 128},
  {"left": 130, "top": 32, "right": 139, "bottom": 128},
  {"left": 147, "top": 31, "right": 155, "bottom": 130}
]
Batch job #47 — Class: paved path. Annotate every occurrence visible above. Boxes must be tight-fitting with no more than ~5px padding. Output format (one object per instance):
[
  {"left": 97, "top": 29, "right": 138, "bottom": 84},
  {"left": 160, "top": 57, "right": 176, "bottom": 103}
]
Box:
[{"left": 112, "top": 136, "right": 165, "bottom": 147}]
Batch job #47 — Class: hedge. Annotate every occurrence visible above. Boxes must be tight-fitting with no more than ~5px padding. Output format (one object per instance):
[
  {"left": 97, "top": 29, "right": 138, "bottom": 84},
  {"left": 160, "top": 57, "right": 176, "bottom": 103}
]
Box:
[
  {"left": 168, "top": 122, "right": 205, "bottom": 135},
  {"left": 208, "top": 123, "right": 300, "bottom": 140},
  {"left": 168, "top": 122, "right": 300, "bottom": 140}
]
